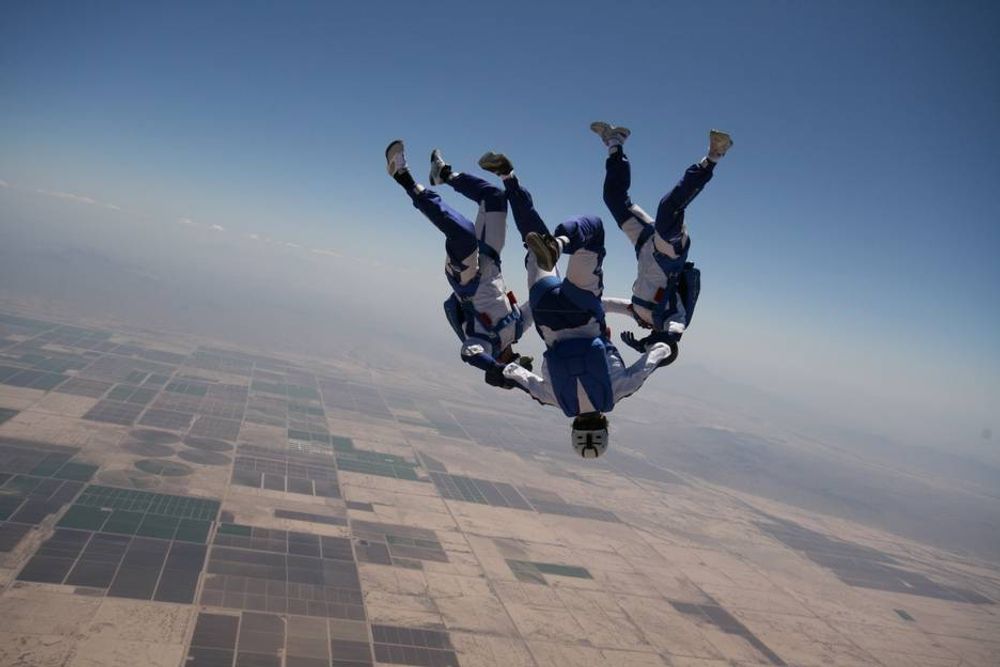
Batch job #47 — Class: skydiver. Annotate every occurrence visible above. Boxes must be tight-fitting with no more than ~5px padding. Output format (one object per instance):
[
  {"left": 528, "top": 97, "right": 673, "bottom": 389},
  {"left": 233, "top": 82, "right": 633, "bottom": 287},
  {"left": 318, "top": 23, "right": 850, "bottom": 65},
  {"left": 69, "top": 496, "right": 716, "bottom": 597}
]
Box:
[
  {"left": 476, "top": 151, "right": 677, "bottom": 459},
  {"left": 591, "top": 123, "right": 732, "bottom": 354},
  {"left": 385, "top": 140, "right": 532, "bottom": 381}
]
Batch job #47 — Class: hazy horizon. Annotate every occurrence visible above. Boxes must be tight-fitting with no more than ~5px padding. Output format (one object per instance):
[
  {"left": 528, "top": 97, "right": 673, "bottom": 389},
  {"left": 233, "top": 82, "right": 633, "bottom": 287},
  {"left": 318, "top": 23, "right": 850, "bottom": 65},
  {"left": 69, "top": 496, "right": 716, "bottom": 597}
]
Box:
[{"left": 2, "top": 178, "right": 996, "bottom": 461}]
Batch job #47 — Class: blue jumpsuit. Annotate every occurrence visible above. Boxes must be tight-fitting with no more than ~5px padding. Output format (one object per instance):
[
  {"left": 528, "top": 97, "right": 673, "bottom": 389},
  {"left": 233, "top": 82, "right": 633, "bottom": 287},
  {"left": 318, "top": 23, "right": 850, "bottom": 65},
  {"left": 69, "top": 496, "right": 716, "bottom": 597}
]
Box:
[
  {"left": 602, "top": 150, "right": 713, "bottom": 332},
  {"left": 408, "top": 174, "right": 527, "bottom": 370},
  {"left": 499, "top": 175, "right": 673, "bottom": 417}
]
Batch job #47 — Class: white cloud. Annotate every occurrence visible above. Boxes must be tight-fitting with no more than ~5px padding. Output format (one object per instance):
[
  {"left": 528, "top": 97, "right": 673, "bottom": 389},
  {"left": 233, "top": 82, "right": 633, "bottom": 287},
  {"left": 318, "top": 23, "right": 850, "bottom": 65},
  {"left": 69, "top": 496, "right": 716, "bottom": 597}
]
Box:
[
  {"left": 0, "top": 179, "right": 9, "bottom": 188},
  {"left": 13, "top": 179, "right": 405, "bottom": 276},
  {"left": 307, "top": 246, "right": 405, "bottom": 273},
  {"left": 37, "top": 189, "right": 97, "bottom": 205},
  {"left": 310, "top": 248, "right": 342, "bottom": 258},
  {"left": 35, "top": 188, "right": 120, "bottom": 210}
]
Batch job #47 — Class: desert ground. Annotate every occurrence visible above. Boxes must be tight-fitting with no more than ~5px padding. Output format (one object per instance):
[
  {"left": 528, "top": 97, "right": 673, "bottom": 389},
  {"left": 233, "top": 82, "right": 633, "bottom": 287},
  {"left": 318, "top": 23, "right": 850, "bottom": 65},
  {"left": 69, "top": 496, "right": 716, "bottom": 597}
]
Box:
[{"left": 0, "top": 307, "right": 997, "bottom": 667}]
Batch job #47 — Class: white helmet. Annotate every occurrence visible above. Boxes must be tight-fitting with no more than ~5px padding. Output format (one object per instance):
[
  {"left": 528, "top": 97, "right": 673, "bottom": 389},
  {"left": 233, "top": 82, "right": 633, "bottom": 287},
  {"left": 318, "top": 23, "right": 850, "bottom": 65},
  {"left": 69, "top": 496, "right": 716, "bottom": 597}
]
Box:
[{"left": 571, "top": 413, "right": 609, "bottom": 459}]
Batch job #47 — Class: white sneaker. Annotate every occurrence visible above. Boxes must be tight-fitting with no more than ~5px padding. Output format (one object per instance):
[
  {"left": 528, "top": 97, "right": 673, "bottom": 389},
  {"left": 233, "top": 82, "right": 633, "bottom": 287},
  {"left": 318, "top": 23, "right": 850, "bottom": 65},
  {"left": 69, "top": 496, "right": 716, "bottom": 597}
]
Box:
[
  {"left": 590, "top": 121, "right": 631, "bottom": 148},
  {"left": 429, "top": 149, "right": 452, "bottom": 186},
  {"left": 707, "top": 130, "right": 733, "bottom": 162},
  {"left": 385, "top": 139, "right": 407, "bottom": 177}
]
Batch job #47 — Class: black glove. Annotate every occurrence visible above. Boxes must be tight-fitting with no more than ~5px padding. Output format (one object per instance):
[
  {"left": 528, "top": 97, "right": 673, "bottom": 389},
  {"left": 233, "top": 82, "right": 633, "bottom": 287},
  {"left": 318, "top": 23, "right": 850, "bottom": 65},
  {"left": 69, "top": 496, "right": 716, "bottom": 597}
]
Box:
[
  {"left": 485, "top": 364, "right": 513, "bottom": 389},
  {"left": 620, "top": 331, "right": 647, "bottom": 354},
  {"left": 514, "top": 354, "right": 534, "bottom": 372},
  {"left": 621, "top": 330, "right": 682, "bottom": 354},
  {"left": 621, "top": 331, "right": 680, "bottom": 366}
]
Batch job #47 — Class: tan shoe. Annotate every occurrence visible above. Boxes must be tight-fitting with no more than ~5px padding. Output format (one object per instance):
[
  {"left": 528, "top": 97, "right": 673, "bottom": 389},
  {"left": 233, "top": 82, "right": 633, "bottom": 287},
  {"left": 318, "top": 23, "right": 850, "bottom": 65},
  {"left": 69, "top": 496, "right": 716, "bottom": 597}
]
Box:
[
  {"left": 707, "top": 130, "right": 733, "bottom": 162},
  {"left": 590, "top": 121, "right": 631, "bottom": 147},
  {"left": 477, "top": 151, "right": 514, "bottom": 177},
  {"left": 525, "top": 232, "right": 561, "bottom": 271}
]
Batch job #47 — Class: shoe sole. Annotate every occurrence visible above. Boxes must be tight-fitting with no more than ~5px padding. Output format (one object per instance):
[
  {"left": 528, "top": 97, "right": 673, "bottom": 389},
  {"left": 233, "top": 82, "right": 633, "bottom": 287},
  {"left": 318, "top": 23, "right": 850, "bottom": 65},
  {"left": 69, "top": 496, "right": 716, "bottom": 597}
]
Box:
[
  {"left": 477, "top": 152, "right": 512, "bottom": 175},
  {"left": 526, "top": 233, "right": 557, "bottom": 271},
  {"left": 429, "top": 149, "right": 445, "bottom": 185},
  {"left": 385, "top": 140, "right": 403, "bottom": 159},
  {"left": 385, "top": 140, "right": 405, "bottom": 176},
  {"left": 709, "top": 130, "right": 733, "bottom": 154}
]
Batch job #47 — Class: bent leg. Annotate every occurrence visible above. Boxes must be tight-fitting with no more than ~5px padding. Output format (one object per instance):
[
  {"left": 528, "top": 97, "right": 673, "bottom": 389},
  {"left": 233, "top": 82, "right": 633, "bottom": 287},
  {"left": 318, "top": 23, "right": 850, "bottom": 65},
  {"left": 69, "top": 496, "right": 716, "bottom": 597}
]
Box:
[
  {"left": 449, "top": 173, "right": 507, "bottom": 256},
  {"left": 525, "top": 250, "right": 558, "bottom": 291},
  {"left": 653, "top": 161, "right": 715, "bottom": 243},
  {"left": 555, "top": 215, "right": 606, "bottom": 300},
  {"left": 502, "top": 175, "right": 551, "bottom": 241},
  {"left": 410, "top": 189, "right": 477, "bottom": 266},
  {"left": 449, "top": 173, "right": 505, "bottom": 211}
]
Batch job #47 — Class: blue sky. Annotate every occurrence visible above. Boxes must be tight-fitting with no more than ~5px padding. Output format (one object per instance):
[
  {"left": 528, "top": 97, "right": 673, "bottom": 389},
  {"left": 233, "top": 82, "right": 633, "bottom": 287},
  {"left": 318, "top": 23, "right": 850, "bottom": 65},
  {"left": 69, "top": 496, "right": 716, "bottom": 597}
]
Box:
[{"left": 2, "top": 1, "right": 998, "bottom": 445}]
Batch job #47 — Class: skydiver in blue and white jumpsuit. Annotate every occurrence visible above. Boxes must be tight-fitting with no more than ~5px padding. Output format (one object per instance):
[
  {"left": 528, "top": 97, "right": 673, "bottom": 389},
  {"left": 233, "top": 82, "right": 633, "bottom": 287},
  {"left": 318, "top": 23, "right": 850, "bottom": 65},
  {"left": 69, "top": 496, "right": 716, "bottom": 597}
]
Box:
[
  {"left": 591, "top": 124, "right": 733, "bottom": 354},
  {"left": 476, "top": 151, "right": 678, "bottom": 458},
  {"left": 385, "top": 141, "right": 532, "bottom": 380}
]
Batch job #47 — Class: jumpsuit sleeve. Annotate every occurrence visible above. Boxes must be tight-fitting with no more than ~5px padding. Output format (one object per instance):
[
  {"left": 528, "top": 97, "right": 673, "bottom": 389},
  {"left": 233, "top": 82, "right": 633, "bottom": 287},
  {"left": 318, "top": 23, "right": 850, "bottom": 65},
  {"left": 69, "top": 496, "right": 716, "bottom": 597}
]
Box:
[
  {"left": 601, "top": 296, "right": 635, "bottom": 318},
  {"left": 460, "top": 337, "right": 499, "bottom": 372},
  {"left": 518, "top": 302, "right": 534, "bottom": 329},
  {"left": 613, "top": 342, "right": 673, "bottom": 402},
  {"left": 502, "top": 363, "right": 558, "bottom": 406}
]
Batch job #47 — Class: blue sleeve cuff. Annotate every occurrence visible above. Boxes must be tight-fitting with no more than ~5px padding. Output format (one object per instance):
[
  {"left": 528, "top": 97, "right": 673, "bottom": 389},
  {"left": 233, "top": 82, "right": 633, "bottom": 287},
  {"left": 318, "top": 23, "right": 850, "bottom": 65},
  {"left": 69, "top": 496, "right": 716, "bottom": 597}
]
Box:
[{"left": 463, "top": 351, "right": 499, "bottom": 372}]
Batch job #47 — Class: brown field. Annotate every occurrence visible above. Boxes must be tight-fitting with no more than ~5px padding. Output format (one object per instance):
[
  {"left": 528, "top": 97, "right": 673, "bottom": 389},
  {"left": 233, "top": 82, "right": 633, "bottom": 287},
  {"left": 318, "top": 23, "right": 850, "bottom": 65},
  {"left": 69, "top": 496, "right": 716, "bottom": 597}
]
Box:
[{"left": 0, "top": 308, "right": 997, "bottom": 667}]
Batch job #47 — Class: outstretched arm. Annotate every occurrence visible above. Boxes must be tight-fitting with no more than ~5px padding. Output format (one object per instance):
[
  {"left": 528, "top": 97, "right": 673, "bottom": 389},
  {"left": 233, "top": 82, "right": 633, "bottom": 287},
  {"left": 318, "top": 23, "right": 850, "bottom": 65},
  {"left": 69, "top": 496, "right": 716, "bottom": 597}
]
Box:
[
  {"left": 601, "top": 297, "right": 636, "bottom": 318},
  {"left": 603, "top": 298, "right": 656, "bottom": 348},
  {"left": 502, "top": 362, "right": 557, "bottom": 406},
  {"left": 613, "top": 342, "right": 677, "bottom": 402},
  {"left": 518, "top": 302, "right": 534, "bottom": 329}
]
